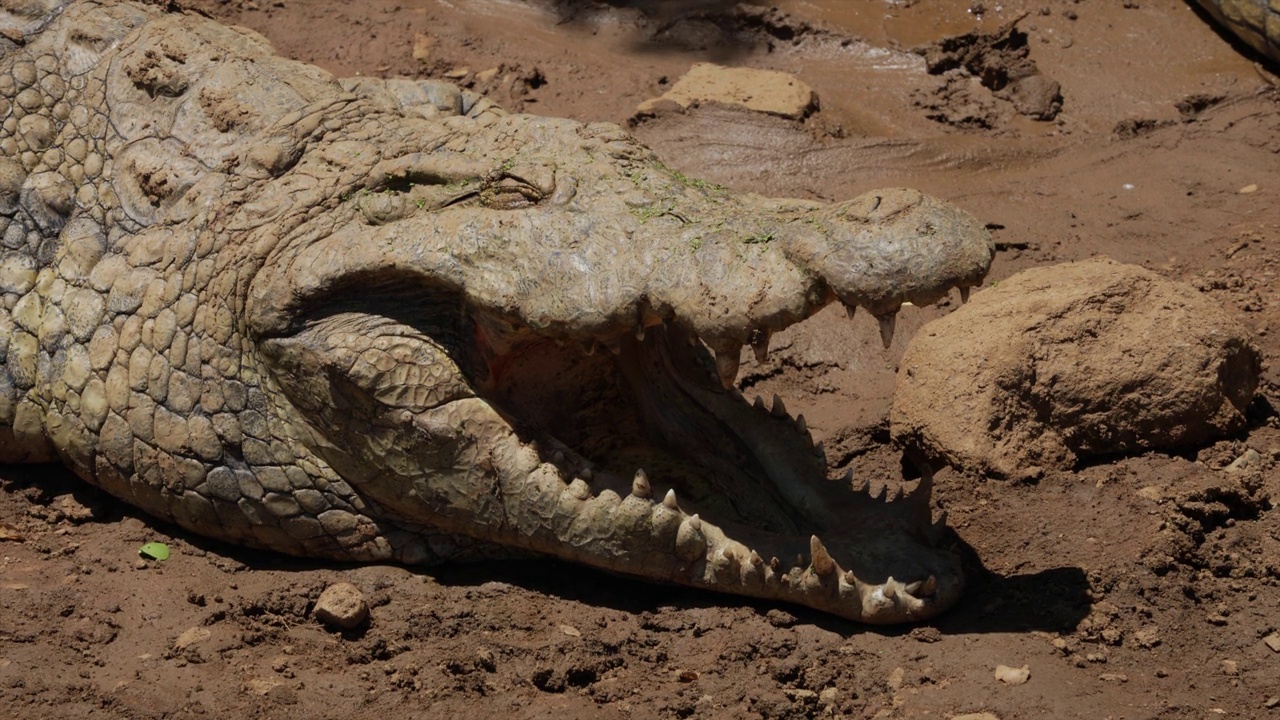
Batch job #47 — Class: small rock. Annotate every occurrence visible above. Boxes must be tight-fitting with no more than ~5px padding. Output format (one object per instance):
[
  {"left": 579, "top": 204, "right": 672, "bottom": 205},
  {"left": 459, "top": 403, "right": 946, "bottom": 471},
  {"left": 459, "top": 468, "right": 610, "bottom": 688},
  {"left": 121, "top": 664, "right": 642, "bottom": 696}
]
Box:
[
  {"left": 1226, "top": 448, "right": 1262, "bottom": 472},
  {"left": 558, "top": 623, "right": 581, "bottom": 637},
  {"left": 475, "top": 67, "right": 500, "bottom": 84},
  {"left": 1264, "top": 697, "right": 1279, "bottom": 709},
  {"left": 313, "top": 582, "right": 369, "bottom": 630},
  {"left": 953, "top": 713, "right": 1001, "bottom": 720},
  {"left": 444, "top": 67, "right": 470, "bottom": 80},
  {"left": 1262, "top": 633, "right": 1280, "bottom": 653},
  {"left": 819, "top": 687, "right": 840, "bottom": 706},
  {"left": 1131, "top": 627, "right": 1162, "bottom": 649},
  {"left": 994, "top": 664, "right": 1030, "bottom": 685},
  {"left": 1136, "top": 485, "right": 1165, "bottom": 502},
  {"left": 52, "top": 495, "right": 96, "bottom": 523},
  {"left": 1099, "top": 673, "right": 1129, "bottom": 683},
  {"left": 412, "top": 33, "right": 433, "bottom": 63},
  {"left": 1155, "top": 669, "right": 1169, "bottom": 678},
  {"left": 909, "top": 626, "right": 942, "bottom": 643},
  {"left": 1239, "top": 184, "right": 1258, "bottom": 194},
  {"left": 173, "top": 627, "right": 211, "bottom": 651},
  {"left": 1221, "top": 659, "right": 1239, "bottom": 676},
  {"left": 765, "top": 608, "right": 797, "bottom": 628},
  {"left": 244, "top": 678, "right": 298, "bottom": 704}
]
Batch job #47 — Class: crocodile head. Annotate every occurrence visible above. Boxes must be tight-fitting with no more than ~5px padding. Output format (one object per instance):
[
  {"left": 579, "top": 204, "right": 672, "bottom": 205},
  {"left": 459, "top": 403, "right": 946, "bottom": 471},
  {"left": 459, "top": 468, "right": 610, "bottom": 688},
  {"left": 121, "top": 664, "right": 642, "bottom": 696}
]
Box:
[
  {"left": 244, "top": 113, "right": 992, "bottom": 624},
  {"left": 5, "top": 1, "right": 991, "bottom": 625}
]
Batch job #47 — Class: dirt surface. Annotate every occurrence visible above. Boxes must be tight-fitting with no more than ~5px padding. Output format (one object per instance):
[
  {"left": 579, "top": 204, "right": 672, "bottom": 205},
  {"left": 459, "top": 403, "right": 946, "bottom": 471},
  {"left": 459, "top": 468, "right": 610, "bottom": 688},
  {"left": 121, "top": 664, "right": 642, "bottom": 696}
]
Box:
[{"left": 3, "top": 1, "right": 1280, "bottom": 718}]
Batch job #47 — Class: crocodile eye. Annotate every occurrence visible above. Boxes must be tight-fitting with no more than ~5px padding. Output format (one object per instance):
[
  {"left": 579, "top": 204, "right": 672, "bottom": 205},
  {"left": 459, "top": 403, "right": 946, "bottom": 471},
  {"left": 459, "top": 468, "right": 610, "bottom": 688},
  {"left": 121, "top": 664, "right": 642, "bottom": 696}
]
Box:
[{"left": 479, "top": 177, "right": 543, "bottom": 209}]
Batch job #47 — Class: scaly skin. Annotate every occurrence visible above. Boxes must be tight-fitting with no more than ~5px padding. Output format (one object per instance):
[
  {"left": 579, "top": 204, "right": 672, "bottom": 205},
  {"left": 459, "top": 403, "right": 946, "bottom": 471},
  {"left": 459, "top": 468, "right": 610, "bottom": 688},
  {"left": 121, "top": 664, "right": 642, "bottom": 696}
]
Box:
[
  {"left": 1194, "top": 0, "right": 1280, "bottom": 63},
  {"left": 0, "top": 0, "right": 994, "bottom": 623}
]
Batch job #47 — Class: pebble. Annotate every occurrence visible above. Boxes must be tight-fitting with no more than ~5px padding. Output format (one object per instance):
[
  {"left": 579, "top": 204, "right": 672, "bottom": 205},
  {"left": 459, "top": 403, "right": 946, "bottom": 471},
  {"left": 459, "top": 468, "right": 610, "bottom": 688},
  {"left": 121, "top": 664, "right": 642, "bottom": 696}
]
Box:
[
  {"left": 1263, "top": 633, "right": 1280, "bottom": 653},
  {"left": 1239, "top": 184, "right": 1258, "bottom": 194},
  {"left": 953, "top": 713, "right": 1001, "bottom": 720},
  {"left": 1131, "top": 627, "right": 1162, "bottom": 649},
  {"left": 313, "top": 582, "right": 369, "bottom": 630},
  {"left": 994, "top": 664, "right": 1030, "bottom": 685},
  {"left": 1226, "top": 448, "right": 1261, "bottom": 472},
  {"left": 172, "top": 626, "right": 211, "bottom": 651}
]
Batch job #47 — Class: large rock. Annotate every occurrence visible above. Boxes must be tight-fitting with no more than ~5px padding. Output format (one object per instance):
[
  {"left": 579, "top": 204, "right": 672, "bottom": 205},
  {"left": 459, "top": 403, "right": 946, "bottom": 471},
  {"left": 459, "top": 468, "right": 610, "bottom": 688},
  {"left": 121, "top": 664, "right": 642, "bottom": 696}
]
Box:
[{"left": 891, "top": 258, "right": 1260, "bottom": 479}]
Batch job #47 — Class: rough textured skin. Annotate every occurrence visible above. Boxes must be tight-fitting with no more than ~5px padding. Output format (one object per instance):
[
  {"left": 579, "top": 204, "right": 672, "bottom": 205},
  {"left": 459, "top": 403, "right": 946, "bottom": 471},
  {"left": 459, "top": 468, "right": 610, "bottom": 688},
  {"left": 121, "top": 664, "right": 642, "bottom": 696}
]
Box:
[
  {"left": 0, "top": 0, "right": 995, "bottom": 623},
  {"left": 891, "top": 258, "right": 1260, "bottom": 480},
  {"left": 1194, "top": 0, "right": 1280, "bottom": 63}
]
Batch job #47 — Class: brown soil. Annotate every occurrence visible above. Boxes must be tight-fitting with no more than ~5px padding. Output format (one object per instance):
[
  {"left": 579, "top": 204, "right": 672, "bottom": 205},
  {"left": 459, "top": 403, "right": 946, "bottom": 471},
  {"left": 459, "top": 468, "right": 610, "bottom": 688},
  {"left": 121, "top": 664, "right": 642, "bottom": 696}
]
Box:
[{"left": 3, "top": 1, "right": 1280, "bottom": 718}]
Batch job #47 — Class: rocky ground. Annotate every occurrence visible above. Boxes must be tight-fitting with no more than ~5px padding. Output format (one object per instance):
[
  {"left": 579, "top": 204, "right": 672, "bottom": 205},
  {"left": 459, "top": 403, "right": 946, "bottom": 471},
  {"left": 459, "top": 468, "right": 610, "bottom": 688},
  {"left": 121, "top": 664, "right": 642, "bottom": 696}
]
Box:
[{"left": 3, "top": 0, "right": 1279, "bottom": 718}]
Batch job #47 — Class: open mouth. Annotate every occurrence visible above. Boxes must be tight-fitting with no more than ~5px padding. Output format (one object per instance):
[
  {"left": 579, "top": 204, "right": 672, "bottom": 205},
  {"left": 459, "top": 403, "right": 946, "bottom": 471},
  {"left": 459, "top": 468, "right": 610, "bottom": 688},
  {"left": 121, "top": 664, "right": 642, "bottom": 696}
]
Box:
[
  {"left": 252, "top": 177, "right": 991, "bottom": 622},
  {"left": 480, "top": 317, "right": 834, "bottom": 537}
]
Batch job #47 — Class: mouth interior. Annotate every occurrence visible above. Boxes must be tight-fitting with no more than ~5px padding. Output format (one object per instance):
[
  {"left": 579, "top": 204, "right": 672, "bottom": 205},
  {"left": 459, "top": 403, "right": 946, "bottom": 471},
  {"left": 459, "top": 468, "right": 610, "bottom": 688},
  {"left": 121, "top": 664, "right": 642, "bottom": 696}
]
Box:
[{"left": 477, "top": 318, "right": 832, "bottom": 536}]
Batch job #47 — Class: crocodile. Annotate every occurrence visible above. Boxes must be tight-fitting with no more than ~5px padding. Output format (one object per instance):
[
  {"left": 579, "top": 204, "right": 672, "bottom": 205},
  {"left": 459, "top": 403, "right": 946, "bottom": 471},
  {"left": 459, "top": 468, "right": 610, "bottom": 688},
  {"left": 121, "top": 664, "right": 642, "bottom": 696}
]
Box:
[{"left": 0, "top": 0, "right": 995, "bottom": 624}]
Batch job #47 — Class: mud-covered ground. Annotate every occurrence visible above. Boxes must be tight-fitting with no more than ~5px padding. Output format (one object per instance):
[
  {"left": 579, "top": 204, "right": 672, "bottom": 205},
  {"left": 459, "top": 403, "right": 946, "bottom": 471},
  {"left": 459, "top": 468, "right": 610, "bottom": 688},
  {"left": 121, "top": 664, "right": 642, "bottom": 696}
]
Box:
[{"left": 3, "top": 1, "right": 1280, "bottom": 718}]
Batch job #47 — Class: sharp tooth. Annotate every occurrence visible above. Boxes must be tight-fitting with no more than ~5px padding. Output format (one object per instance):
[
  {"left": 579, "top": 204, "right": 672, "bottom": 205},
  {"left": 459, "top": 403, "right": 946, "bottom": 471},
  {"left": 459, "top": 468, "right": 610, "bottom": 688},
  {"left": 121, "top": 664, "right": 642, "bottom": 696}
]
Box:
[
  {"left": 721, "top": 547, "right": 735, "bottom": 562},
  {"left": 635, "top": 324, "right": 645, "bottom": 341},
  {"left": 888, "top": 486, "right": 903, "bottom": 503},
  {"left": 675, "top": 515, "right": 706, "bottom": 561},
  {"left": 809, "top": 536, "right": 836, "bottom": 576},
  {"left": 959, "top": 286, "right": 970, "bottom": 304},
  {"left": 843, "top": 570, "right": 856, "bottom": 585},
  {"left": 876, "top": 312, "right": 897, "bottom": 349},
  {"left": 552, "top": 450, "right": 565, "bottom": 463},
  {"left": 882, "top": 577, "right": 897, "bottom": 598},
  {"left": 662, "top": 489, "right": 679, "bottom": 510},
  {"left": 842, "top": 468, "right": 854, "bottom": 483},
  {"left": 919, "top": 575, "right": 938, "bottom": 597},
  {"left": 904, "top": 579, "right": 923, "bottom": 595},
  {"left": 714, "top": 343, "right": 742, "bottom": 389},
  {"left": 580, "top": 467, "right": 593, "bottom": 482},
  {"left": 770, "top": 394, "right": 787, "bottom": 418},
  {"left": 795, "top": 553, "right": 804, "bottom": 569},
  {"left": 844, "top": 302, "right": 857, "bottom": 320},
  {"left": 584, "top": 342, "right": 596, "bottom": 356},
  {"left": 749, "top": 550, "right": 764, "bottom": 567},
  {"left": 631, "top": 469, "right": 652, "bottom": 499},
  {"left": 753, "top": 395, "right": 766, "bottom": 411},
  {"left": 812, "top": 439, "right": 824, "bottom": 457},
  {"left": 751, "top": 331, "right": 771, "bottom": 364},
  {"left": 606, "top": 338, "right": 622, "bottom": 355},
  {"left": 795, "top": 414, "right": 808, "bottom": 436},
  {"left": 769, "top": 556, "right": 780, "bottom": 570}
]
